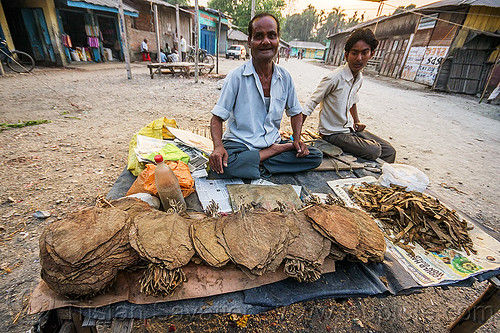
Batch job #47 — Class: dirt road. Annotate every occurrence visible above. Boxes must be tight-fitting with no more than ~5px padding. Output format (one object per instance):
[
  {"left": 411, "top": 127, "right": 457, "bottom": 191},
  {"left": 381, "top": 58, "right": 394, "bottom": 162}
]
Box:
[{"left": 0, "top": 58, "right": 498, "bottom": 332}]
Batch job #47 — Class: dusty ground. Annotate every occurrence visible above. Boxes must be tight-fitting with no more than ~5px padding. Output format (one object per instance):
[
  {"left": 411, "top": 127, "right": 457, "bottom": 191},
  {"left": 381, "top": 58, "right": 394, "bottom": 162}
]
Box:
[{"left": 0, "top": 57, "right": 499, "bottom": 332}]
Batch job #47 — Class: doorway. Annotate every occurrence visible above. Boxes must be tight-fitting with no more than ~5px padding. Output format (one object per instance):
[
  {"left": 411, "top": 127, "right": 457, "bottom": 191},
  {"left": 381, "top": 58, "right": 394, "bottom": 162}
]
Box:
[
  {"left": 97, "top": 15, "right": 121, "bottom": 61},
  {"left": 1, "top": 0, "right": 56, "bottom": 64}
]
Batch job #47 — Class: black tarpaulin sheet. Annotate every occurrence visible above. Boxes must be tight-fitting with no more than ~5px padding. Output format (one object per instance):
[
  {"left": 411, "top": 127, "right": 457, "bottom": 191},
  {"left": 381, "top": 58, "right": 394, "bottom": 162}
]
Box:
[{"left": 89, "top": 167, "right": 500, "bottom": 319}]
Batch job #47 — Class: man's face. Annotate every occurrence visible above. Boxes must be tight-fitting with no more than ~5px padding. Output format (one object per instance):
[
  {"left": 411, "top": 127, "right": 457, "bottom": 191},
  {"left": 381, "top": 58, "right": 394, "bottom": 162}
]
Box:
[
  {"left": 248, "top": 16, "right": 279, "bottom": 62},
  {"left": 345, "top": 40, "right": 374, "bottom": 76}
]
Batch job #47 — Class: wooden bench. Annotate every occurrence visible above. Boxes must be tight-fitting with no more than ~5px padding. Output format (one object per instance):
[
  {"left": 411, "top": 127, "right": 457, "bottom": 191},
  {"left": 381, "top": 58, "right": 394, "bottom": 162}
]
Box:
[{"left": 147, "top": 62, "right": 214, "bottom": 78}]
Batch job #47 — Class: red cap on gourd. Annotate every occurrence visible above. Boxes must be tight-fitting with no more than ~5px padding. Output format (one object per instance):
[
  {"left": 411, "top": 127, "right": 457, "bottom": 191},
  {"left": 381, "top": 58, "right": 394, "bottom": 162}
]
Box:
[{"left": 154, "top": 155, "right": 163, "bottom": 163}]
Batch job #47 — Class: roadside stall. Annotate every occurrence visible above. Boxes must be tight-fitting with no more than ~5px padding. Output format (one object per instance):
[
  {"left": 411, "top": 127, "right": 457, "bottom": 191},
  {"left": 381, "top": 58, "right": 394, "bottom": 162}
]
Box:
[{"left": 29, "top": 119, "right": 500, "bottom": 332}]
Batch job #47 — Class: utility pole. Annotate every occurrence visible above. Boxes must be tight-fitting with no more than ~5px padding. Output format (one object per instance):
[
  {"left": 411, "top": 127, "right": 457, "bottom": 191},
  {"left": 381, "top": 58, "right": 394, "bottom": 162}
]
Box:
[
  {"left": 216, "top": 11, "right": 221, "bottom": 74},
  {"left": 251, "top": 0, "right": 255, "bottom": 18},
  {"left": 194, "top": 0, "right": 199, "bottom": 83},
  {"left": 153, "top": 3, "right": 160, "bottom": 63},
  {"left": 118, "top": 0, "right": 132, "bottom": 79},
  {"left": 175, "top": 4, "right": 181, "bottom": 59}
]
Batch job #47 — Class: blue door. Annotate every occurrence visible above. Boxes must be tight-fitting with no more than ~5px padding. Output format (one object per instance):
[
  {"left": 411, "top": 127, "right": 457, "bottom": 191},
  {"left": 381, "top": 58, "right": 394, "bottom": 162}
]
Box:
[
  {"left": 21, "top": 8, "right": 56, "bottom": 62},
  {"left": 200, "top": 29, "right": 215, "bottom": 55}
]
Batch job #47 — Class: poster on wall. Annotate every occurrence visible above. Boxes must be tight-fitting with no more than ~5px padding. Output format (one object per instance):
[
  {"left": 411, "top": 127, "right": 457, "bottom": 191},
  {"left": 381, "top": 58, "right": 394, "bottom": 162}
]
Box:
[
  {"left": 415, "top": 46, "right": 450, "bottom": 86},
  {"left": 401, "top": 46, "right": 426, "bottom": 81}
]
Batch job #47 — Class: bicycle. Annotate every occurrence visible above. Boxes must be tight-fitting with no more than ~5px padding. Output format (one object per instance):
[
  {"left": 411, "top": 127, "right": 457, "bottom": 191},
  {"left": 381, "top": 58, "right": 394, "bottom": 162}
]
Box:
[
  {"left": 186, "top": 45, "right": 214, "bottom": 65},
  {"left": 0, "top": 39, "right": 35, "bottom": 73}
]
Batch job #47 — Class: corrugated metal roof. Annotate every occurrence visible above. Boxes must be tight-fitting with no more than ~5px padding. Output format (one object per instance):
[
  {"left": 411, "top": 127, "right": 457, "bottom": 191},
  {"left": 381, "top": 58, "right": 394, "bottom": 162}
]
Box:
[
  {"left": 68, "top": 0, "right": 138, "bottom": 13},
  {"left": 288, "top": 40, "right": 326, "bottom": 49},
  {"left": 419, "top": 0, "right": 500, "bottom": 10},
  {"left": 326, "top": 15, "right": 389, "bottom": 39},
  {"left": 149, "top": 0, "right": 193, "bottom": 15},
  {"left": 327, "top": 0, "right": 499, "bottom": 40},
  {"left": 228, "top": 29, "right": 248, "bottom": 41}
]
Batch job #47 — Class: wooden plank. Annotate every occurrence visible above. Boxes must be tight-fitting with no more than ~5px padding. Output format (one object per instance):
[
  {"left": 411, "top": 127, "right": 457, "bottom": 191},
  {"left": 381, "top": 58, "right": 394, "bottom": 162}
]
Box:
[
  {"left": 449, "top": 277, "right": 500, "bottom": 333},
  {"left": 59, "top": 320, "right": 76, "bottom": 333},
  {"left": 71, "top": 311, "right": 94, "bottom": 333},
  {"left": 147, "top": 62, "right": 214, "bottom": 78},
  {"left": 111, "top": 318, "right": 134, "bottom": 333}
]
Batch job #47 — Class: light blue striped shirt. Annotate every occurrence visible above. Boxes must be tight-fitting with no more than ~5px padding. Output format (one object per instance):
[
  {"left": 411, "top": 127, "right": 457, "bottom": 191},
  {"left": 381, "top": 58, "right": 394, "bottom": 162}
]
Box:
[{"left": 211, "top": 61, "right": 303, "bottom": 150}]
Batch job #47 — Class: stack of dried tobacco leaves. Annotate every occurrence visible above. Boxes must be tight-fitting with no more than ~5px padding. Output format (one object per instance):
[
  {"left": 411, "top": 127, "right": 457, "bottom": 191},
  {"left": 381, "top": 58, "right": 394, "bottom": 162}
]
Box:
[
  {"left": 129, "top": 209, "right": 194, "bottom": 296},
  {"left": 190, "top": 217, "right": 230, "bottom": 268},
  {"left": 40, "top": 205, "right": 139, "bottom": 298},
  {"left": 284, "top": 211, "right": 331, "bottom": 282},
  {"left": 349, "top": 183, "right": 475, "bottom": 254},
  {"left": 304, "top": 204, "right": 386, "bottom": 263},
  {"left": 216, "top": 208, "right": 300, "bottom": 276}
]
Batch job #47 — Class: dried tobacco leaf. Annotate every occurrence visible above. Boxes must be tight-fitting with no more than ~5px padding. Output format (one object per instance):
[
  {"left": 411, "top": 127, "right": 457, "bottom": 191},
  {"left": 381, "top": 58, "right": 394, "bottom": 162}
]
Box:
[
  {"left": 190, "top": 217, "right": 230, "bottom": 268},
  {"left": 140, "top": 264, "right": 187, "bottom": 297},
  {"left": 216, "top": 209, "right": 299, "bottom": 275},
  {"left": 304, "top": 205, "right": 360, "bottom": 251},
  {"left": 129, "top": 210, "right": 194, "bottom": 269},
  {"left": 350, "top": 183, "right": 475, "bottom": 254},
  {"left": 39, "top": 203, "right": 140, "bottom": 298}
]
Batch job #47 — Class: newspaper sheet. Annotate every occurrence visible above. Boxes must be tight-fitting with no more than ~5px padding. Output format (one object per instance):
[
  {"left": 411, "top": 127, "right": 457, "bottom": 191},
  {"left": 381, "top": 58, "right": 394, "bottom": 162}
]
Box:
[
  {"left": 194, "top": 177, "right": 244, "bottom": 213},
  {"left": 327, "top": 181, "right": 500, "bottom": 287},
  {"left": 174, "top": 141, "right": 209, "bottom": 172},
  {"left": 135, "top": 135, "right": 174, "bottom": 163}
]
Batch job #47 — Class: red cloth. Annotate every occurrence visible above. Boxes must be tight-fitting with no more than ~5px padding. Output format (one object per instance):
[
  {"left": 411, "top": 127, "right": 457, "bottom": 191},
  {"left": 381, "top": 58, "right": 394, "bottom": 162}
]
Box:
[{"left": 142, "top": 52, "right": 151, "bottom": 61}]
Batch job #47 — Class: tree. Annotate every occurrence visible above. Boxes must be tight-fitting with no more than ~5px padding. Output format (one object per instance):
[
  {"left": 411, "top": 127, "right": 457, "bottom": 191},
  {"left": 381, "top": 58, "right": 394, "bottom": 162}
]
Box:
[
  {"left": 207, "top": 0, "right": 286, "bottom": 34},
  {"left": 163, "top": 0, "right": 189, "bottom": 5},
  {"left": 282, "top": 6, "right": 365, "bottom": 43},
  {"left": 345, "top": 11, "right": 364, "bottom": 29},
  {"left": 392, "top": 4, "right": 416, "bottom": 15},
  {"left": 282, "top": 5, "right": 319, "bottom": 42},
  {"left": 315, "top": 7, "right": 346, "bottom": 42}
]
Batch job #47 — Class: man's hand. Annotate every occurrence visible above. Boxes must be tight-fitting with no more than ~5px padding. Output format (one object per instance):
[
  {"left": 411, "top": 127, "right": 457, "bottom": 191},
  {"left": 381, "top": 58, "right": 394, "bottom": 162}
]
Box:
[
  {"left": 209, "top": 146, "right": 228, "bottom": 174},
  {"left": 354, "top": 122, "right": 366, "bottom": 132},
  {"left": 293, "top": 140, "right": 310, "bottom": 158}
]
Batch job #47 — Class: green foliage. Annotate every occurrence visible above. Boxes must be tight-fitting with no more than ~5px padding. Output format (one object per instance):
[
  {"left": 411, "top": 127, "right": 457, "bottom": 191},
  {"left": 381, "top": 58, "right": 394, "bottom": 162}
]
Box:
[
  {"left": 0, "top": 120, "right": 51, "bottom": 131},
  {"left": 314, "top": 7, "right": 345, "bottom": 43},
  {"left": 163, "top": 0, "right": 189, "bottom": 5},
  {"left": 208, "top": 0, "right": 286, "bottom": 34},
  {"left": 344, "top": 11, "right": 364, "bottom": 30},
  {"left": 392, "top": 4, "right": 416, "bottom": 15},
  {"left": 282, "top": 6, "right": 365, "bottom": 43},
  {"left": 282, "top": 5, "right": 318, "bottom": 42}
]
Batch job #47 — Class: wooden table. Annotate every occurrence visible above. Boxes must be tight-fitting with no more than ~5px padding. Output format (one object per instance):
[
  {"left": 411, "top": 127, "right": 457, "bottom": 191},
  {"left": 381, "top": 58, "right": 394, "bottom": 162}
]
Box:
[{"left": 147, "top": 62, "right": 214, "bottom": 78}]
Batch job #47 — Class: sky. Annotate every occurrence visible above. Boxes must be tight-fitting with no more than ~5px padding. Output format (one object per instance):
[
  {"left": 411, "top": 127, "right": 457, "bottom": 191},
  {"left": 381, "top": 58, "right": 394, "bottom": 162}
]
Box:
[
  {"left": 283, "top": 0, "right": 437, "bottom": 19},
  {"left": 194, "top": 0, "right": 438, "bottom": 20}
]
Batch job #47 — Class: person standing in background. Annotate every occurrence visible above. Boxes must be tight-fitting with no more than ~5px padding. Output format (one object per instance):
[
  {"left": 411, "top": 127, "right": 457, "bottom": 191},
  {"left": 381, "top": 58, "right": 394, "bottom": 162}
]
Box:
[
  {"left": 141, "top": 38, "right": 151, "bottom": 61},
  {"left": 180, "top": 35, "right": 187, "bottom": 62}
]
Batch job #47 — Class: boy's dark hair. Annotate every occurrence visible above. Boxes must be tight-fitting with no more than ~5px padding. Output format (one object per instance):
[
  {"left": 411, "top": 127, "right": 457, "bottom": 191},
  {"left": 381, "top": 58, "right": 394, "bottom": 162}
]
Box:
[
  {"left": 345, "top": 28, "right": 379, "bottom": 53},
  {"left": 248, "top": 13, "right": 280, "bottom": 38}
]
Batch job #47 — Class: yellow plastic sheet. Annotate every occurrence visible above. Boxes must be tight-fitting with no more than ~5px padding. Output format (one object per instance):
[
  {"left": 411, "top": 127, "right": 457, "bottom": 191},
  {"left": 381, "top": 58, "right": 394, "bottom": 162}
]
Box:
[{"left": 127, "top": 118, "right": 178, "bottom": 176}]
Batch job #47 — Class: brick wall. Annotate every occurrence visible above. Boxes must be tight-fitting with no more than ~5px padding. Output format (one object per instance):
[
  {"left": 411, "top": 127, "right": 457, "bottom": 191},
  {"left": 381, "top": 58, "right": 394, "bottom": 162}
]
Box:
[{"left": 125, "top": 2, "right": 192, "bottom": 62}]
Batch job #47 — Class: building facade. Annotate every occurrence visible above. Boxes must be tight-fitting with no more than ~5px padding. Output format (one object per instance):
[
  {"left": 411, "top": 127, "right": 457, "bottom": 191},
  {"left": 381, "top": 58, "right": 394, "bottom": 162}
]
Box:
[
  {"left": 186, "top": 6, "right": 228, "bottom": 56},
  {"left": 289, "top": 40, "right": 326, "bottom": 59},
  {"left": 325, "top": 0, "right": 500, "bottom": 96}
]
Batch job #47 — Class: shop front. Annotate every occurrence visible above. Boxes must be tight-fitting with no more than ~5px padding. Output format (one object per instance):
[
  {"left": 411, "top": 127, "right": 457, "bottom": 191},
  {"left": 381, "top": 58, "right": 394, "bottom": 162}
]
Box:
[
  {"left": 55, "top": 0, "right": 138, "bottom": 63},
  {"left": 1, "top": 0, "right": 59, "bottom": 65}
]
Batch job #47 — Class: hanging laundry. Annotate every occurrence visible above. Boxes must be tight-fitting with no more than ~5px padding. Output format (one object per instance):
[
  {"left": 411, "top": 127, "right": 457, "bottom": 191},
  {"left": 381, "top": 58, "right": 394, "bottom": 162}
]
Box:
[{"left": 87, "top": 37, "right": 99, "bottom": 48}]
